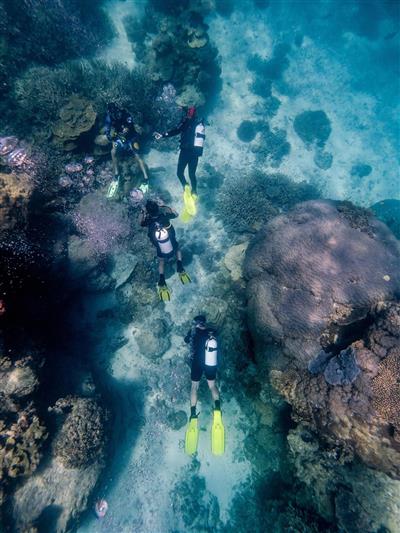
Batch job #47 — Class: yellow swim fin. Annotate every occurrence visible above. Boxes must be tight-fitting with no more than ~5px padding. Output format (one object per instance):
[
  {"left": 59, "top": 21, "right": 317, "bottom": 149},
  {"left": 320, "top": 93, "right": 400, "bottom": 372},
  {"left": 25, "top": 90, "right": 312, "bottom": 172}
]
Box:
[
  {"left": 183, "top": 185, "right": 197, "bottom": 216},
  {"left": 181, "top": 207, "right": 194, "bottom": 223},
  {"left": 157, "top": 284, "right": 171, "bottom": 302},
  {"left": 211, "top": 410, "right": 225, "bottom": 456},
  {"left": 185, "top": 417, "right": 199, "bottom": 455}
]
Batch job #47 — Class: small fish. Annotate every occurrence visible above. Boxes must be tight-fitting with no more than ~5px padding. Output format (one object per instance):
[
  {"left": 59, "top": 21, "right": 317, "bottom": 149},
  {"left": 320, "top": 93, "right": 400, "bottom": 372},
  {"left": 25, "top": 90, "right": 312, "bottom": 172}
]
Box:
[{"left": 95, "top": 499, "right": 108, "bottom": 519}]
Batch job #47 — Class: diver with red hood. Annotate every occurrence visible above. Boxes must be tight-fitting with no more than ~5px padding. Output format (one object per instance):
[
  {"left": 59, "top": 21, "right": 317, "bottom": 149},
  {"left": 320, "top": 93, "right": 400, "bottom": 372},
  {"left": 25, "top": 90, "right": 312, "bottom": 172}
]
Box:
[{"left": 154, "top": 106, "right": 205, "bottom": 196}]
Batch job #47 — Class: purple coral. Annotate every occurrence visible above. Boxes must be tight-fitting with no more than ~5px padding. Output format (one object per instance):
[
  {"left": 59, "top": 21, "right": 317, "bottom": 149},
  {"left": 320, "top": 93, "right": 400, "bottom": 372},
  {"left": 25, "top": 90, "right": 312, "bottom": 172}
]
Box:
[{"left": 72, "top": 193, "right": 132, "bottom": 256}]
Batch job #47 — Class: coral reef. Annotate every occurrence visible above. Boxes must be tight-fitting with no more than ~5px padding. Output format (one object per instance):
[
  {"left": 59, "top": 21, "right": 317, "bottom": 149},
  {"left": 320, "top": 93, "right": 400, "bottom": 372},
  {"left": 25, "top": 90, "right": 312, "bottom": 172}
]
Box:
[
  {"left": 124, "top": 6, "right": 222, "bottom": 109},
  {"left": 216, "top": 171, "right": 319, "bottom": 234},
  {"left": 371, "top": 346, "right": 400, "bottom": 433},
  {"left": 51, "top": 396, "right": 108, "bottom": 468},
  {"left": 0, "top": 172, "right": 33, "bottom": 234},
  {"left": 288, "top": 425, "right": 400, "bottom": 533},
  {"left": 245, "top": 200, "right": 400, "bottom": 477},
  {"left": 293, "top": 110, "right": 332, "bottom": 148},
  {"left": 237, "top": 120, "right": 258, "bottom": 142},
  {"left": 248, "top": 43, "right": 291, "bottom": 98},
  {"left": 12, "top": 61, "right": 159, "bottom": 139},
  {"left": 52, "top": 96, "right": 97, "bottom": 151},
  {"left": 0, "top": 353, "right": 47, "bottom": 509}
]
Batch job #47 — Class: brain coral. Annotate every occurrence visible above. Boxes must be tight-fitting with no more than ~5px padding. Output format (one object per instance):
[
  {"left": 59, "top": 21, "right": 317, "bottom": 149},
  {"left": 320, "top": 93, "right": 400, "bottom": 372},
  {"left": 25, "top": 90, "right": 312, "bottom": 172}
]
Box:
[{"left": 372, "top": 347, "right": 400, "bottom": 434}]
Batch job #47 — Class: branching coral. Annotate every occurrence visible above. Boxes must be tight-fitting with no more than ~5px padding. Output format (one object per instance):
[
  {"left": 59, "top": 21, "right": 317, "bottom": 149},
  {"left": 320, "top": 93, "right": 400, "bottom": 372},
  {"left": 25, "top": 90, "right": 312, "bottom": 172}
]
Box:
[
  {"left": 216, "top": 171, "right": 320, "bottom": 234},
  {"left": 12, "top": 61, "right": 159, "bottom": 137}
]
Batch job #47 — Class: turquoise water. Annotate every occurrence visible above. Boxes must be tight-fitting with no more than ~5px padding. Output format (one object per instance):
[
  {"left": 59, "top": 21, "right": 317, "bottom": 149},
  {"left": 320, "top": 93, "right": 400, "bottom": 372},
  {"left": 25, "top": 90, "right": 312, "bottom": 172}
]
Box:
[
  {"left": 1, "top": 0, "right": 399, "bottom": 531},
  {"left": 74, "top": 1, "right": 398, "bottom": 531}
]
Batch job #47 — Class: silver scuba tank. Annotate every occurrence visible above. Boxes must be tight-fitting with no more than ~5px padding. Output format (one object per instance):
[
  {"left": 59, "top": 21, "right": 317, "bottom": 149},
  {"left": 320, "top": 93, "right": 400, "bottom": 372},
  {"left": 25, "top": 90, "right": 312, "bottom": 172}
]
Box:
[
  {"left": 205, "top": 335, "right": 218, "bottom": 367},
  {"left": 194, "top": 122, "right": 205, "bottom": 148},
  {"left": 155, "top": 225, "right": 173, "bottom": 254}
]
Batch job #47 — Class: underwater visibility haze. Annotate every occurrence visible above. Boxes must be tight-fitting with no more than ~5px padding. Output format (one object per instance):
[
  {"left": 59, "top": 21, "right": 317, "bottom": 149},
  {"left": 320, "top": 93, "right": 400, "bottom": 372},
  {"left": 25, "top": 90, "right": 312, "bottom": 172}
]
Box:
[{"left": 0, "top": 0, "right": 399, "bottom": 532}]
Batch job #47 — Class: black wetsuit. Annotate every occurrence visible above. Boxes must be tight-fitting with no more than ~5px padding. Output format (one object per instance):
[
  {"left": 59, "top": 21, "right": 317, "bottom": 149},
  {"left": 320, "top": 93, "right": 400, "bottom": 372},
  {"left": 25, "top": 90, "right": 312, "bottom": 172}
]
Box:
[
  {"left": 164, "top": 117, "right": 204, "bottom": 194},
  {"left": 140, "top": 210, "right": 179, "bottom": 259},
  {"left": 184, "top": 326, "right": 218, "bottom": 381},
  {"left": 105, "top": 108, "right": 139, "bottom": 153}
]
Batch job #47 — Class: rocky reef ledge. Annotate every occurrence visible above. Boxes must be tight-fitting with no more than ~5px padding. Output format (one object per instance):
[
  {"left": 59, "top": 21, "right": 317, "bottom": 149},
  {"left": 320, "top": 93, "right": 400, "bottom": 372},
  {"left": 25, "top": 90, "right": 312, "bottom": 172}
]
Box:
[{"left": 244, "top": 199, "right": 400, "bottom": 531}]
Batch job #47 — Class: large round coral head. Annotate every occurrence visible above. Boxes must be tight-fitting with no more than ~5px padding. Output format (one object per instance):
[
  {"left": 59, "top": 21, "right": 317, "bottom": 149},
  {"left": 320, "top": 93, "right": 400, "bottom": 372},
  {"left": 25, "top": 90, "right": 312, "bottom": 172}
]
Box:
[{"left": 187, "top": 106, "right": 196, "bottom": 119}]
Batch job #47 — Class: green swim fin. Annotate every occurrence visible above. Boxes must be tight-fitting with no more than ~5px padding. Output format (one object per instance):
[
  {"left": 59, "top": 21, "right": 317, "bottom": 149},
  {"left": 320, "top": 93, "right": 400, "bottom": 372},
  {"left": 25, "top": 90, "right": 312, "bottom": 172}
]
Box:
[
  {"left": 180, "top": 207, "right": 194, "bottom": 223},
  {"left": 157, "top": 284, "right": 171, "bottom": 302},
  {"left": 211, "top": 409, "right": 225, "bottom": 456},
  {"left": 106, "top": 178, "right": 119, "bottom": 199},
  {"left": 185, "top": 416, "right": 199, "bottom": 455},
  {"left": 183, "top": 185, "right": 197, "bottom": 216},
  {"left": 179, "top": 271, "right": 191, "bottom": 284}
]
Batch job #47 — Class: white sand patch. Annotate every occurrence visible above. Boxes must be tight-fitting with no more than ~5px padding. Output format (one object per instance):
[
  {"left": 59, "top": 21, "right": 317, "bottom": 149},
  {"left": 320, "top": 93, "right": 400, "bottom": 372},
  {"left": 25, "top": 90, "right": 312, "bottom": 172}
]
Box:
[{"left": 98, "top": 0, "right": 142, "bottom": 69}]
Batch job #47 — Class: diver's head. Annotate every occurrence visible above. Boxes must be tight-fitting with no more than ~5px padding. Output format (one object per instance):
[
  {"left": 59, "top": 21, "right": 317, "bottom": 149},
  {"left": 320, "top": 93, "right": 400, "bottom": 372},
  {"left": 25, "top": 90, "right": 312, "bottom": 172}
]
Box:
[
  {"left": 193, "top": 314, "right": 206, "bottom": 328},
  {"left": 107, "top": 102, "right": 122, "bottom": 119},
  {"left": 145, "top": 199, "right": 159, "bottom": 216},
  {"left": 186, "top": 106, "right": 197, "bottom": 119}
]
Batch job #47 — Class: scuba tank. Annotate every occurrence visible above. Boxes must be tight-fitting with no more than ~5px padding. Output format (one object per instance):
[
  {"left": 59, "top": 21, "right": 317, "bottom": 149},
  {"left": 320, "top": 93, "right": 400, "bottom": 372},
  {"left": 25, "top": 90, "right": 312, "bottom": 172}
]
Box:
[
  {"left": 194, "top": 122, "right": 206, "bottom": 148},
  {"left": 154, "top": 223, "right": 173, "bottom": 254},
  {"left": 205, "top": 333, "right": 218, "bottom": 367}
]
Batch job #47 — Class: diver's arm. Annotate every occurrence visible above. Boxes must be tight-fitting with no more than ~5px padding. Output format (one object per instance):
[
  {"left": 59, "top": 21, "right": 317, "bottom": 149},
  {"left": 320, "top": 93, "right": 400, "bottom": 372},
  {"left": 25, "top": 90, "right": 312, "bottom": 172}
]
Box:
[
  {"left": 163, "top": 119, "right": 186, "bottom": 138},
  {"left": 105, "top": 114, "right": 112, "bottom": 140}
]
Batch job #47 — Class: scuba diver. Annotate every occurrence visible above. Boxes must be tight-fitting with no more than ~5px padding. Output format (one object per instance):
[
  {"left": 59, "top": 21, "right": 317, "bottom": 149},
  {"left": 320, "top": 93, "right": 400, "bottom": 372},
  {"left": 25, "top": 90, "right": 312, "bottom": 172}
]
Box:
[
  {"left": 139, "top": 199, "right": 191, "bottom": 301},
  {"left": 183, "top": 315, "right": 225, "bottom": 456},
  {"left": 105, "top": 102, "right": 149, "bottom": 197},
  {"left": 153, "top": 106, "right": 205, "bottom": 218}
]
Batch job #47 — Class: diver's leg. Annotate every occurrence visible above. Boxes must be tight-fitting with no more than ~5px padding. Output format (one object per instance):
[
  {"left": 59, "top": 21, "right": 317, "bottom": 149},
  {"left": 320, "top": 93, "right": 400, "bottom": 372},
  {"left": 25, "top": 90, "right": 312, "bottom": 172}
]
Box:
[
  {"left": 158, "top": 258, "right": 166, "bottom": 285},
  {"left": 134, "top": 153, "right": 149, "bottom": 181},
  {"left": 207, "top": 380, "right": 220, "bottom": 401},
  {"left": 190, "top": 381, "right": 199, "bottom": 411},
  {"left": 111, "top": 144, "right": 119, "bottom": 177},
  {"left": 188, "top": 154, "right": 199, "bottom": 194},
  {"left": 177, "top": 150, "right": 189, "bottom": 189}
]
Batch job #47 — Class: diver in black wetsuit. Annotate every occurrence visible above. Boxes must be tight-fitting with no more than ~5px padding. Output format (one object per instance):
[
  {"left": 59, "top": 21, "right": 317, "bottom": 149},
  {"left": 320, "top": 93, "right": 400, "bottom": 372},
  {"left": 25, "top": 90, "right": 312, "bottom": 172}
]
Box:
[
  {"left": 153, "top": 106, "right": 205, "bottom": 195},
  {"left": 139, "top": 200, "right": 191, "bottom": 301},
  {"left": 105, "top": 102, "right": 148, "bottom": 186},
  {"left": 184, "top": 315, "right": 220, "bottom": 419}
]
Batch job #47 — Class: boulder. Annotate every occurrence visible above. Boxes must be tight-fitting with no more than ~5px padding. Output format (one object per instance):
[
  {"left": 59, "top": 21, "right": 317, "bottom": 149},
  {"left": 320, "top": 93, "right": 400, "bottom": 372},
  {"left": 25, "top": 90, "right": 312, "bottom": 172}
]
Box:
[{"left": 245, "top": 200, "right": 400, "bottom": 477}]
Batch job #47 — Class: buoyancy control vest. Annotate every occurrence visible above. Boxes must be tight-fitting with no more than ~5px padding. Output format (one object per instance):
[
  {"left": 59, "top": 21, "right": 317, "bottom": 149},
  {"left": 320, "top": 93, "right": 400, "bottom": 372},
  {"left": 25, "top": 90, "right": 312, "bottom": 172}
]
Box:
[
  {"left": 205, "top": 333, "right": 218, "bottom": 367},
  {"left": 154, "top": 223, "right": 173, "bottom": 255}
]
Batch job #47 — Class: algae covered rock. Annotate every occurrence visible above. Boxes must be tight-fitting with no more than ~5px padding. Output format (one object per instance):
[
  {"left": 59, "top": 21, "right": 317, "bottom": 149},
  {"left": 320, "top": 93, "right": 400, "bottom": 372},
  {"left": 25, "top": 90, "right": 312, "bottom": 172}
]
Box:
[
  {"left": 224, "top": 242, "right": 249, "bottom": 281},
  {"left": 0, "top": 172, "right": 34, "bottom": 234},
  {"left": 52, "top": 95, "right": 97, "bottom": 151},
  {"left": 51, "top": 396, "right": 108, "bottom": 468}
]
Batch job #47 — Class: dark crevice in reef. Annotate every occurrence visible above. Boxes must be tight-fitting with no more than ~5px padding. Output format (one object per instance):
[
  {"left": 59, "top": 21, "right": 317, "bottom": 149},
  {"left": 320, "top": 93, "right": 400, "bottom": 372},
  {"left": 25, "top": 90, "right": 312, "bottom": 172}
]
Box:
[{"left": 322, "top": 312, "right": 375, "bottom": 355}]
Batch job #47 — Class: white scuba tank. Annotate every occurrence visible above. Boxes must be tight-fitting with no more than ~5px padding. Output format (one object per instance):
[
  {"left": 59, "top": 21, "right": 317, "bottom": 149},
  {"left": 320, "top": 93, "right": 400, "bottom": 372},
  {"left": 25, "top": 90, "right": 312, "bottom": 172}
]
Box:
[
  {"left": 155, "top": 225, "right": 173, "bottom": 254},
  {"left": 194, "top": 122, "right": 206, "bottom": 148},
  {"left": 205, "top": 335, "right": 218, "bottom": 367}
]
